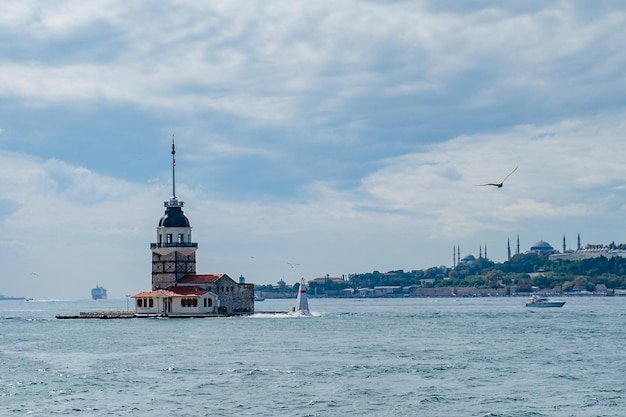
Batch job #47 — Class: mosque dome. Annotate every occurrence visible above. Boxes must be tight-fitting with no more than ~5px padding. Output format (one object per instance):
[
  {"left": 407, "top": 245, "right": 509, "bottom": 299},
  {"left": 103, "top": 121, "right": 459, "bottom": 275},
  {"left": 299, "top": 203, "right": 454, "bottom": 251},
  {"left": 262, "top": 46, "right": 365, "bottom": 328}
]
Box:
[
  {"left": 158, "top": 205, "right": 190, "bottom": 228},
  {"left": 461, "top": 254, "right": 476, "bottom": 264},
  {"left": 530, "top": 240, "right": 554, "bottom": 254}
]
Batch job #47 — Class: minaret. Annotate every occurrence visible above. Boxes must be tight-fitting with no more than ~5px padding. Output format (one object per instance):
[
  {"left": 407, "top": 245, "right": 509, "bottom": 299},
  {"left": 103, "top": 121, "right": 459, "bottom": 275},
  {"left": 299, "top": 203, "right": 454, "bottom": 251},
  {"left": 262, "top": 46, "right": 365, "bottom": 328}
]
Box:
[
  {"left": 516, "top": 234, "right": 520, "bottom": 255},
  {"left": 457, "top": 244, "right": 460, "bottom": 265},
  {"left": 563, "top": 235, "right": 566, "bottom": 252},
  {"left": 577, "top": 233, "right": 581, "bottom": 250},
  {"left": 453, "top": 245, "right": 456, "bottom": 268},
  {"left": 479, "top": 245, "right": 482, "bottom": 258},
  {"left": 507, "top": 237, "right": 511, "bottom": 260},
  {"left": 484, "top": 244, "right": 488, "bottom": 260},
  {"left": 150, "top": 138, "right": 198, "bottom": 290}
]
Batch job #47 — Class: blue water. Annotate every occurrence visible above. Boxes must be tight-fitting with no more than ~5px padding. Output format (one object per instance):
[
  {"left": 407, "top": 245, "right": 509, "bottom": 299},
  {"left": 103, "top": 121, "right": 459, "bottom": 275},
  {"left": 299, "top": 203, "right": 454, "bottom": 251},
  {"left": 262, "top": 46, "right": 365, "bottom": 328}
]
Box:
[{"left": 1, "top": 297, "right": 625, "bottom": 416}]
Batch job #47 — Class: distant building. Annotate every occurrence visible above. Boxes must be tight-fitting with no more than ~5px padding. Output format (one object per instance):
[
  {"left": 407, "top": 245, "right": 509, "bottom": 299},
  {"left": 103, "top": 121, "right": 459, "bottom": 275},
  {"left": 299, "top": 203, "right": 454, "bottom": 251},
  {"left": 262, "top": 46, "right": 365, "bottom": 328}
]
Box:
[
  {"left": 461, "top": 254, "right": 476, "bottom": 265},
  {"left": 549, "top": 244, "right": 626, "bottom": 261},
  {"left": 133, "top": 140, "right": 254, "bottom": 316},
  {"left": 309, "top": 276, "right": 347, "bottom": 285},
  {"left": 529, "top": 240, "right": 557, "bottom": 256}
]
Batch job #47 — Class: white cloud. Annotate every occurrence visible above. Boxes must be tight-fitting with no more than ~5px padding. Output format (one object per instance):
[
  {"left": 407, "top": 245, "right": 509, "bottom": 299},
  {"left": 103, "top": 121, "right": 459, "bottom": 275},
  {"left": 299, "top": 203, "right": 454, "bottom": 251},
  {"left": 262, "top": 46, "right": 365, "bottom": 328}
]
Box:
[
  {"left": 1, "top": 2, "right": 626, "bottom": 298},
  {"left": 2, "top": 111, "right": 626, "bottom": 299}
]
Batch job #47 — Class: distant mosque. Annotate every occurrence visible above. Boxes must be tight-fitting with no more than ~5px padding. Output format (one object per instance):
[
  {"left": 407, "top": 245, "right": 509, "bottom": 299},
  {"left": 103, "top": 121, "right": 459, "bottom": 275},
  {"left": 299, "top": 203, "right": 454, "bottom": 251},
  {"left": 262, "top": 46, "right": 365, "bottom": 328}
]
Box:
[
  {"left": 454, "top": 233, "right": 626, "bottom": 266},
  {"left": 452, "top": 243, "right": 489, "bottom": 266},
  {"left": 132, "top": 140, "right": 254, "bottom": 316}
]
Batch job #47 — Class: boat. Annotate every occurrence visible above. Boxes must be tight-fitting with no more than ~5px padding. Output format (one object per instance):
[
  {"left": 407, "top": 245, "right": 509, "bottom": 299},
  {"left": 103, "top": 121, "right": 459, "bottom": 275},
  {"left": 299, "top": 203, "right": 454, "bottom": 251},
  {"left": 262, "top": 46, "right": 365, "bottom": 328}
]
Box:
[
  {"left": 91, "top": 286, "right": 107, "bottom": 300},
  {"left": 525, "top": 295, "right": 565, "bottom": 308},
  {"left": 254, "top": 295, "right": 265, "bottom": 302},
  {"left": 0, "top": 294, "right": 26, "bottom": 301}
]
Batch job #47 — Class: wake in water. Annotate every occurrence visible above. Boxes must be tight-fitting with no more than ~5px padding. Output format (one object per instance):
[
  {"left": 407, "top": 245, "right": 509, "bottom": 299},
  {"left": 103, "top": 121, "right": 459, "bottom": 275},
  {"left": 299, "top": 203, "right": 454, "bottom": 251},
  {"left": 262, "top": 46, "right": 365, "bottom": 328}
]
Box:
[{"left": 248, "top": 310, "right": 321, "bottom": 319}]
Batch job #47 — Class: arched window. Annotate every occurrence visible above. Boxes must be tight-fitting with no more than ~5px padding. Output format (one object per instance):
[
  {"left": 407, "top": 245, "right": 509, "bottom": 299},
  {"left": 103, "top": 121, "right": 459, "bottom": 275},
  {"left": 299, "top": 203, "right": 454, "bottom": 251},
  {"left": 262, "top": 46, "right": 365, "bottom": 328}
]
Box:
[{"left": 181, "top": 298, "right": 187, "bottom": 307}]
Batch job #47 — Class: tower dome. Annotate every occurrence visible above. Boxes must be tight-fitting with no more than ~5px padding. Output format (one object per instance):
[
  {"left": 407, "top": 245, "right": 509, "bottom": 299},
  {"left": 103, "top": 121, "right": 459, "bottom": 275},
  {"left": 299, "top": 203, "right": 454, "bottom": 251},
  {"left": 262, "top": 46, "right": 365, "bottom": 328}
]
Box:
[{"left": 158, "top": 203, "right": 190, "bottom": 227}]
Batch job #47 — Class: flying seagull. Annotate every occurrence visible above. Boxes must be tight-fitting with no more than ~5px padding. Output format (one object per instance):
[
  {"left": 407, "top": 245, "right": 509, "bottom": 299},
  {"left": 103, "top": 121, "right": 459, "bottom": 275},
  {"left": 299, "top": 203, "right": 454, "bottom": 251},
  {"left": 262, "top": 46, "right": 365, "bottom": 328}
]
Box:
[
  {"left": 287, "top": 262, "right": 301, "bottom": 268},
  {"left": 477, "top": 166, "right": 518, "bottom": 188}
]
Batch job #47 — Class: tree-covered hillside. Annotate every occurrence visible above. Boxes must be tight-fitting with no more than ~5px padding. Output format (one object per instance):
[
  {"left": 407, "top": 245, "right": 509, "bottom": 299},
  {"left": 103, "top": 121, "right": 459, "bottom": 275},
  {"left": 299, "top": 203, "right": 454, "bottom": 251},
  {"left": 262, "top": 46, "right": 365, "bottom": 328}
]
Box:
[
  {"left": 346, "top": 253, "right": 626, "bottom": 292},
  {"left": 257, "top": 252, "right": 626, "bottom": 295}
]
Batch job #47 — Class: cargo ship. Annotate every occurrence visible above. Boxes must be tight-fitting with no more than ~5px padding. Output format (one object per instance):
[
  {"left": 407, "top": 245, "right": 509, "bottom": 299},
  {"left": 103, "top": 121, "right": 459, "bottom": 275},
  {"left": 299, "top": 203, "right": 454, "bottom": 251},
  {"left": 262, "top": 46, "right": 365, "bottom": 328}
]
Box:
[{"left": 91, "top": 286, "right": 107, "bottom": 300}]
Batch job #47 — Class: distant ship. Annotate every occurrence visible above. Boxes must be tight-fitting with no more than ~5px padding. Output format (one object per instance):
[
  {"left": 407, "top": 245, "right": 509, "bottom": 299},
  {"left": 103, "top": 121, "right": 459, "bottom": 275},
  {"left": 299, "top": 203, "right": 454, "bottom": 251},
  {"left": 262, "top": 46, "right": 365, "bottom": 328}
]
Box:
[
  {"left": 0, "top": 294, "right": 26, "bottom": 301},
  {"left": 91, "top": 286, "right": 107, "bottom": 300}
]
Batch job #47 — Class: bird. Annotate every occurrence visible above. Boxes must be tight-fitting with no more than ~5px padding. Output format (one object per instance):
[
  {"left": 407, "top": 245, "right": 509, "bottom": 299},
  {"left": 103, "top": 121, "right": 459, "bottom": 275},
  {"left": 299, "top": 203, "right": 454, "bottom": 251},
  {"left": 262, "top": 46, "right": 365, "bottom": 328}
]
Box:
[
  {"left": 477, "top": 166, "right": 518, "bottom": 188},
  {"left": 287, "top": 262, "right": 301, "bottom": 268}
]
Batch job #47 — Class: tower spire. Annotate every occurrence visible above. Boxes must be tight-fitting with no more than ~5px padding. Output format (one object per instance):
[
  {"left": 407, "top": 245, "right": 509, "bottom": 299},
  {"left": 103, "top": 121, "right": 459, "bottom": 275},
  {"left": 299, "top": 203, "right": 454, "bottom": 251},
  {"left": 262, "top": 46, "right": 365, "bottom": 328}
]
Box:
[{"left": 171, "top": 135, "right": 176, "bottom": 199}]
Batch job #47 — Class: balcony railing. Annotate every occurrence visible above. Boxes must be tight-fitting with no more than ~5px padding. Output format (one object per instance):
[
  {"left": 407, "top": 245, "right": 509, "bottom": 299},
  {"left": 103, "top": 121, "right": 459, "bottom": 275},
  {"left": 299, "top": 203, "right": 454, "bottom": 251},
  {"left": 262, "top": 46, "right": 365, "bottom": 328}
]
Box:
[{"left": 150, "top": 242, "right": 198, "bottom": 249}]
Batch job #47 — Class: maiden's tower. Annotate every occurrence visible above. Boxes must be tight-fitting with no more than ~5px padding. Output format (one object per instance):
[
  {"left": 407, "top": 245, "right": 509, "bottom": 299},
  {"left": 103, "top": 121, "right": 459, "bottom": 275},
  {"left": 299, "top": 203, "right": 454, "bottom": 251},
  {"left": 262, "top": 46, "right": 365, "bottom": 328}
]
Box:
[{"left": 133, "top": 140, "right": 254, "bottom": 316}]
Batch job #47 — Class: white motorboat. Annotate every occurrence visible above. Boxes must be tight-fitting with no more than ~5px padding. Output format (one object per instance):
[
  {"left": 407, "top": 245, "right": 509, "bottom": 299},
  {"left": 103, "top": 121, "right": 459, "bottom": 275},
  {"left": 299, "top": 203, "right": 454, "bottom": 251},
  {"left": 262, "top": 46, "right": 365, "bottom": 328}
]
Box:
[{"left": 525, "top": 295, "right": 565, "bottom": 308}]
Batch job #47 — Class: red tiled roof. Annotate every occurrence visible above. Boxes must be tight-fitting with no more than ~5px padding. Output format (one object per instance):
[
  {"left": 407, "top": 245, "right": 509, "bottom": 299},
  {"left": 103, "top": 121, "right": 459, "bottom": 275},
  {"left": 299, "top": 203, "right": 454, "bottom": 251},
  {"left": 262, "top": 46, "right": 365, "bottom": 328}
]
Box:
[
  {"left": 133, "top": 290, "right": 177, "bottom": 298},
  {"left": 178, "top": 273, "right": 225, "bottom": 283},
  {"left": 168, "top": 286, "right": 210, "bottom": 296},
  {"left": 133, "top": 286, "right": 210, "bottom": 298}
]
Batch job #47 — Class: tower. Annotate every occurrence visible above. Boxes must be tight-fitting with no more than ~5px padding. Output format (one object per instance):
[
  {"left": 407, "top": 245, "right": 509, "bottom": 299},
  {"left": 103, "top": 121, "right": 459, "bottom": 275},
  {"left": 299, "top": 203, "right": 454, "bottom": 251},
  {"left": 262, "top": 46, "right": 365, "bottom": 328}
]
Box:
[
  {"left": 563, "top": 235, "right": 566, "bottom": 252},
  {"left": 516, "top": 234, "right": 520, "bottom": 255},
  {"left": 150, "top": 138, "right": 198, "bottom": 290},
  {"left": 293, "top": 277, "right": 310, "bottom": 315}
]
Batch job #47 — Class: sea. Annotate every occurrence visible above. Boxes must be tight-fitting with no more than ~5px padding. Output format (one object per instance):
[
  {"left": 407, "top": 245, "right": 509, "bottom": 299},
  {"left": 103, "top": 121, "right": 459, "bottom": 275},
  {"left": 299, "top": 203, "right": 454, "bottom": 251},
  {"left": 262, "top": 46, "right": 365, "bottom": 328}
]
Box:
[{"left": 1, "top": 296, "right": 625, "bottom": 417}]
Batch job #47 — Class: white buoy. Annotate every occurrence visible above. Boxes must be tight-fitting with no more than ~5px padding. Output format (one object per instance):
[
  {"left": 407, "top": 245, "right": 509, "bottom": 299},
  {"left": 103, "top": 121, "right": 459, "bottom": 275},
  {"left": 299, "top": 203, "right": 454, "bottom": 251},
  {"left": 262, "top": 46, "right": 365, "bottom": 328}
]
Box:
[{"left": 293, "top": 277, "right": 310, "bottom": 315}]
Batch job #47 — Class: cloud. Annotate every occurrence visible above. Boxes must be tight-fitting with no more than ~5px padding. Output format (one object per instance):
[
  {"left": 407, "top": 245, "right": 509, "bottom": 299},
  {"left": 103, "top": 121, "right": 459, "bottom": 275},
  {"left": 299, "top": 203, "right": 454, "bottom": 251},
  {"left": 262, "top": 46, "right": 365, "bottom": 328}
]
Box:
[
  {"left": 2, "top": 1, "right": 625, "bottom": 132},
  {"left": 2, "top": 110, "right": 626, "bottom": 299},
  {"left": 1, "top": 2, "right": 626, "bottom": 298}
]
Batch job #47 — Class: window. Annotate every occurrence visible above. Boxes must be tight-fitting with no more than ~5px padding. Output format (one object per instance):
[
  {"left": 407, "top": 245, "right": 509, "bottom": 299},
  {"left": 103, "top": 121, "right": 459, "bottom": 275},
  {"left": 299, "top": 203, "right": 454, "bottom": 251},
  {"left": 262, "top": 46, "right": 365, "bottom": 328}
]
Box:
[
  {"left": 178, "top": 233, "right": 184, "bottom": 243},
  {"left": 167, "top": 234, "right": 172, "bottom": 243},
  {"left": 207, "top": 298, "right": 212, "bottom": 307},
  {"left": 137, "top": 299, "right": 143, "bottom": 308},
  {"left": 181, "top": 298, "right": 198, "bottom": 307},
  {"left": 149, "top": 299, "right": 154, "bottom": 308}
]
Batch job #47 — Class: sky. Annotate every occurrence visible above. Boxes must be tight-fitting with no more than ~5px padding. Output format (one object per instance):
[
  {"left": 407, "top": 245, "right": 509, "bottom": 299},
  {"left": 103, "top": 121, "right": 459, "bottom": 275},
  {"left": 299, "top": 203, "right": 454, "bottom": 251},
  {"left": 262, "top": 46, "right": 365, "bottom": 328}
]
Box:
[{"left": 1, "top": 1, "right": 626, "bottom": 300}]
